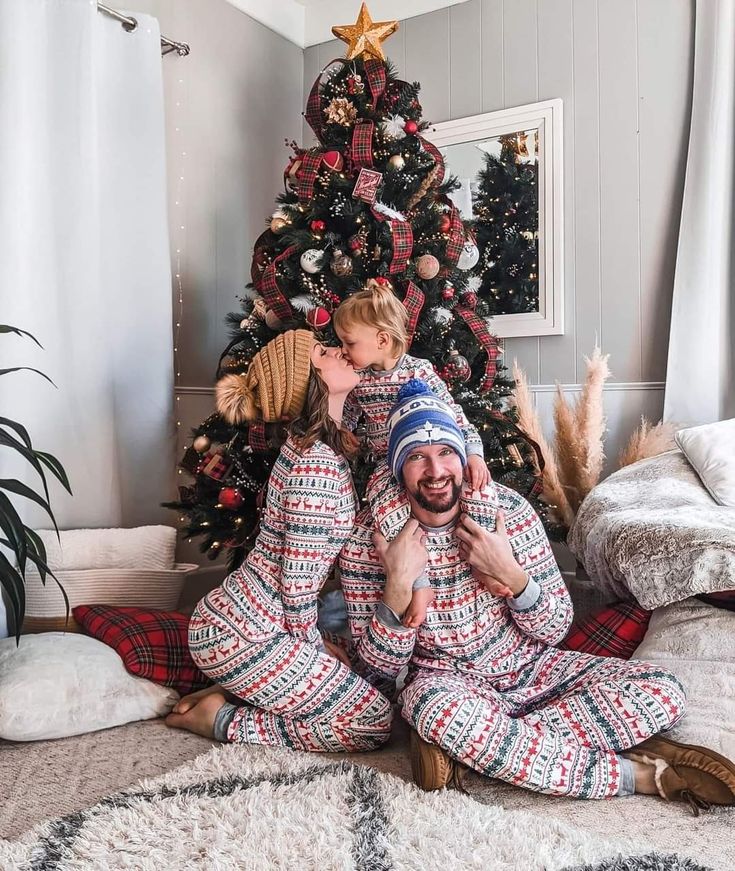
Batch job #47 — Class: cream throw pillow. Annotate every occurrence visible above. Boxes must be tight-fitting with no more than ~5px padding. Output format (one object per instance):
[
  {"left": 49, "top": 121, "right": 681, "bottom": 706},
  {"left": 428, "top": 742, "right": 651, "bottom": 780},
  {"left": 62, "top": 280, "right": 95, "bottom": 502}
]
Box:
[
  {"left": 675, "top": 418, "right": 735, "bottom": 507},
  {"left": 0, "top": 633, "right": 178, "bottom": 741},
  {"left": 633, "top": 599, "right": 735, "bottom": 762}
]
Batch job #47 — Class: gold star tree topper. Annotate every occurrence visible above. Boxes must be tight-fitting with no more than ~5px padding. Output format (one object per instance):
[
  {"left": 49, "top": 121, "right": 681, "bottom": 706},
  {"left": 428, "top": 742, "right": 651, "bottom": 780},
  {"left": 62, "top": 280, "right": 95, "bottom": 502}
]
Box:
[{"left": 331, "top": 3, "right": 399, "bottom": 62}]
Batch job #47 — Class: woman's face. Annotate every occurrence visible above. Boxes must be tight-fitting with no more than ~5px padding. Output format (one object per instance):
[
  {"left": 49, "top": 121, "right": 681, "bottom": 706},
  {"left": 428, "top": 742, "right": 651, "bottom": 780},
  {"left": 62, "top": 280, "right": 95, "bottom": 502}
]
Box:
[{"left": 310, "top": 343, "right": 360, "bottom": 394}]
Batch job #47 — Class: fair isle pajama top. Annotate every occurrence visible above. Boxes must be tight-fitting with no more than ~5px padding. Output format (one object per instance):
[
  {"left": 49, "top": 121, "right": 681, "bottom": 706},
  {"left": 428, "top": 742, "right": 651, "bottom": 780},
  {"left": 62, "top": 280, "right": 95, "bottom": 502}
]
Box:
[
  {"left": 188, "top": 437, "right": 393, "bottom": 752},
  {"left": 339, "top": 481, "right": 686, "bottom": 799}
]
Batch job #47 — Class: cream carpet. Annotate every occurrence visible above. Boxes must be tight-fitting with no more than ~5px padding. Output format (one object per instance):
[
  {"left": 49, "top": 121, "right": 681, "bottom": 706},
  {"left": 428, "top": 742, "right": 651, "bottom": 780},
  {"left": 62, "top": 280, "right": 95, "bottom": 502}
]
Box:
[
  {"left": 1, "top": 717, "right": 733, "bottom": 870},
  {"left": 0, "top": 740, "right": 717, "bottom": 871}
]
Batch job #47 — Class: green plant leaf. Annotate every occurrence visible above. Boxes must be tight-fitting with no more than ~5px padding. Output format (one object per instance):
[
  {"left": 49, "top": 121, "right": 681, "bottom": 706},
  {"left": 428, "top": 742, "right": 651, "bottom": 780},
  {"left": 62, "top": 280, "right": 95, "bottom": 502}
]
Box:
[
  {"left": 0, "top": 491, "right": 28, "bottom": 574},
  {"left": 0, "top": 416, "right": 33, "bottom": 449},
  {"left": 0, "top": 430, "right": 51, "bottom": 504},
  {"left": 0, "top": 325, "right": 43, "bottom": 347},
  {"left": 1, "top": 534, "right": 70, "bottom": 622},
  {"left": 0, "top": 367, "right": 55, "bottom": 386},
  {"left": 0, "top": 553, "right": 25, "bottom": 642},
  {"left": 0, "top": 479, "right": 58, "bottom": 531},
  {"left": 35, "top": 451, "right": 72, "bottom": 495}
]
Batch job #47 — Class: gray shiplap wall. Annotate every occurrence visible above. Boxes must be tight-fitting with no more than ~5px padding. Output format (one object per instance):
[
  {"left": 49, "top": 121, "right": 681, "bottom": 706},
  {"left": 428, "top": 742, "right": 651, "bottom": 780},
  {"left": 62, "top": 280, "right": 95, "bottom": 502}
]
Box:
[{"left": 304, "top": 0, "right": 694, "bottom": 390}]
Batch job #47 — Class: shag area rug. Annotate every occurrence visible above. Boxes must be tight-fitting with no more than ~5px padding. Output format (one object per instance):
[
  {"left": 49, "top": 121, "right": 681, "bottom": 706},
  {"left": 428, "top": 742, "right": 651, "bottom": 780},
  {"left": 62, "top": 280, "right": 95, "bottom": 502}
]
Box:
[{"left": 0, "top": 745, "right": 714, "bottom": 871}]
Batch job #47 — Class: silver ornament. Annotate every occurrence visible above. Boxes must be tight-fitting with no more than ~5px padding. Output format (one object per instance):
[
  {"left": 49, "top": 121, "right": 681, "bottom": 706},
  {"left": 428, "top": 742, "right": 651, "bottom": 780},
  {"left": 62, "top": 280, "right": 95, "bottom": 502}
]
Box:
[
  {"left": 331, "top": 250, "right": 353, "bottom": 277},
  {"left": 457, "top": 240, "right": 480, "bottom": 270},
  {"left": 300, "top": 249, "right": 326, "bottom": 274}
]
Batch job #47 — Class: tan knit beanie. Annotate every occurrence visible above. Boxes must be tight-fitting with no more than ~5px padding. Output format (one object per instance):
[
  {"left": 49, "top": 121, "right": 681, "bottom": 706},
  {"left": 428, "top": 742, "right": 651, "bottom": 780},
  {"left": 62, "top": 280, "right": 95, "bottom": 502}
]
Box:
[{"left": 215, "top": 330, "right": 315, "bottom": 424}]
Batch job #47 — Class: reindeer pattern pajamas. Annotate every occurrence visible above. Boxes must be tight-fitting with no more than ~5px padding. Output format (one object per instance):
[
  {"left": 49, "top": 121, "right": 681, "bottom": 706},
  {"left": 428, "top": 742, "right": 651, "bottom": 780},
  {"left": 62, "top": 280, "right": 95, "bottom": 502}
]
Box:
[
  {"left": 188, "top": 437, "right": 392, "bottom": 752},
  {"left": 339, "top": 480, "right": 686, "bottom": 798}
]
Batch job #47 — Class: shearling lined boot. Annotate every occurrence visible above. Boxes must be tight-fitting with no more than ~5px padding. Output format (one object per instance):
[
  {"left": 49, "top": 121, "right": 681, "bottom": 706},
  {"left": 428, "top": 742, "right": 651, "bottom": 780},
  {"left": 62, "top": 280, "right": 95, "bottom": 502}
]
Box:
[
  {"left": 409, "top": 729, "right": 467, "bottom": 792},
  {"left": 626, "top": 735, "right": 735, "bottom": 815}
]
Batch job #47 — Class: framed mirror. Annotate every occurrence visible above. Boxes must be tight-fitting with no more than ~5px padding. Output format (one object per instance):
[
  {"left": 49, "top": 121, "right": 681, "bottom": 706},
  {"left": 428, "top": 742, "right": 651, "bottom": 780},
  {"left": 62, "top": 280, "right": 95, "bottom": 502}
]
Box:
[{"left": 427, "top": 99, "right": 564, "bottom": 338}]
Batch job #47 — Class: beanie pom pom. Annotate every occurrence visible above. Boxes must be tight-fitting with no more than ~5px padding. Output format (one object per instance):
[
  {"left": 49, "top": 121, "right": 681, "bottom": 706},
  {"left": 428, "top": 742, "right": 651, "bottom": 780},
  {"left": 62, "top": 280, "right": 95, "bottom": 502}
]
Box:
[
  {"left": 215, "top": 373, "right": 259, "bottom": 424},
  {"left": 397, "top": 378, "right": 434, "bottom": 402}
]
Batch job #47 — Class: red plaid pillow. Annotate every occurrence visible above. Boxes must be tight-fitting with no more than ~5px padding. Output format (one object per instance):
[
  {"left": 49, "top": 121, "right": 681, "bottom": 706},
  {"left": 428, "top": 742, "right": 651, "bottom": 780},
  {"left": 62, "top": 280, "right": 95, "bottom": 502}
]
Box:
[
  {"left": 73, "top": 605, "right": 210, "bottom": 695},
  {"left": 561, "top": 601, "right": 652, "bottom": 660}
]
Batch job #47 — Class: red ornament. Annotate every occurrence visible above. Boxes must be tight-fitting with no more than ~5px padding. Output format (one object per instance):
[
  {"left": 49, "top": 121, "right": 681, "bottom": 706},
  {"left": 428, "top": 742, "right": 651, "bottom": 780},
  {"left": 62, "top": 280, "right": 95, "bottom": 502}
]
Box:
[
  {"left": 348, "top": 235, "right": 363, "bottom": 252},
  {"left": 310, "top": 219, "right": 326, "bottom": 233},
  {"left": 442, "top": 285, "right": 455, "bottom": 301},
  {"left": 306, "top": 306, "right": 331, "bottom": 329},
  {"left": 218, "top": 486, "right": 243, "bottom": 510},
  {"left": 322, "top": 150, "right": 344, "bottom": 172},
  {"left": 403, "top": 119, "right": 419, "bottom": 135},
  {"left": 439, "top": 214, "right": 452, "bottom": 233}
]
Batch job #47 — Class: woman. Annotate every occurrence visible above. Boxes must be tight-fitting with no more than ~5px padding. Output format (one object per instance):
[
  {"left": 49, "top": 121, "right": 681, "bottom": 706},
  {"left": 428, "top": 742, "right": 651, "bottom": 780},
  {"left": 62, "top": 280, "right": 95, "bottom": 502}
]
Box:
[{"left": 166, "top": 330, "right": 393, "bottom": 752}]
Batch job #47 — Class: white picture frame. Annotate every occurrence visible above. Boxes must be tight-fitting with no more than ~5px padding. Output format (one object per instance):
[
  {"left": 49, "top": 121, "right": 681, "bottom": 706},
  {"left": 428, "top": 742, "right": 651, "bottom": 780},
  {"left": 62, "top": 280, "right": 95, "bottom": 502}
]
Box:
[{"left": 426, "top": 99, "right": 564, "bottom": 338}]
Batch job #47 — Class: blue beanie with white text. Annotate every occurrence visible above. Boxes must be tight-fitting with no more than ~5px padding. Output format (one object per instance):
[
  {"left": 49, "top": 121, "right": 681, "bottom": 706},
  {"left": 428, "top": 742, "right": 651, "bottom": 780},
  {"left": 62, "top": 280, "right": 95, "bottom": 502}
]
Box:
[{"left": 386, "top": 378, "right": 467, "bottom": 482}]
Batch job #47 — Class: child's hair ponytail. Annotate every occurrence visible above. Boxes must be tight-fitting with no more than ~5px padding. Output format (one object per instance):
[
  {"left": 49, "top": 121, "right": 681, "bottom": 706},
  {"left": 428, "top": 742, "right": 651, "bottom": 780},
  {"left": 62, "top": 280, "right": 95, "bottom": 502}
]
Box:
[{"left": 333, "top": 277, "right": 409, "bottom": 356}]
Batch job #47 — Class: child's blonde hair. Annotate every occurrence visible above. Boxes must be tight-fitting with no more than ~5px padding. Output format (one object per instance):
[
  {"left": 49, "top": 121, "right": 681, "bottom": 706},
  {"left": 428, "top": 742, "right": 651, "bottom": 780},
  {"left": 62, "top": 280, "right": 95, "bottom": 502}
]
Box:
[{"left": 333, "top": 278, "right": 409, "bottom": 356}]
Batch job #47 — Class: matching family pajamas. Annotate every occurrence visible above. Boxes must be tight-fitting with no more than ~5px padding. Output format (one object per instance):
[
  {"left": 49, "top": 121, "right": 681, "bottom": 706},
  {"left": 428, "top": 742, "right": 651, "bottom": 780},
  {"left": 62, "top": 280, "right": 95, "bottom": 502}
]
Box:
[
  {"left": 339, "top": 481, "right": 686, "bottom": 799},
  {"left": 188, "top": 437, "right": 393, "bottom": 752}
]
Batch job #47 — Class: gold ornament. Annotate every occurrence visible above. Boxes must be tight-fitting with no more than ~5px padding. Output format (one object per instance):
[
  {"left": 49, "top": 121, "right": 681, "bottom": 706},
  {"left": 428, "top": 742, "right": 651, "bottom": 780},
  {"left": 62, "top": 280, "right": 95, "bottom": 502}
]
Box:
[
  {"left": 388, "top": 154, "right": 405, "bottom": 170},
  {"left": 331, "top": 3, "right": 398, "bottom": 62},
  {"left": 324, "top": 97, "right": 358, "bottom": 127},
  {"left": 192, "top": 435, "right": 211, "bottom": 453},
  {"left": 331, "top": 250, "right": 354, "bottom": 277}
]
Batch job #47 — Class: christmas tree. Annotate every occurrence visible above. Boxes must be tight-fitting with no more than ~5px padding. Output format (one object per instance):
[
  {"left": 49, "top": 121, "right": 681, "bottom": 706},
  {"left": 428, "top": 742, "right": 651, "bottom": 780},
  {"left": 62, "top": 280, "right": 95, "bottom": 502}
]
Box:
[
  {"left": 167, "top": 5, "right": 546, "bottom": 564},
  {"left": 473, "top": 132, "right": 540, "bottom": 315}
]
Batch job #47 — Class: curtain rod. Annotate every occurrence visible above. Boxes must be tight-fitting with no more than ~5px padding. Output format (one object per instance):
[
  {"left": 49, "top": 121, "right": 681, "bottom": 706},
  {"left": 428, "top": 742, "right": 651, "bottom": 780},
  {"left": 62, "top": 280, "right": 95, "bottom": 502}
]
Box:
[{"left": 97, "top": 3, "right": 190, "bottom": 56}]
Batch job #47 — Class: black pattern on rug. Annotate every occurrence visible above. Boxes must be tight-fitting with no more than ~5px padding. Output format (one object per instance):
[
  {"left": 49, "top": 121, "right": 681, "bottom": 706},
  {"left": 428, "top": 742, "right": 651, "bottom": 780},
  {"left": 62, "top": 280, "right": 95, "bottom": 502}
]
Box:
[{"left": 562, "top": 852, "right": 713, "bottom": 871}]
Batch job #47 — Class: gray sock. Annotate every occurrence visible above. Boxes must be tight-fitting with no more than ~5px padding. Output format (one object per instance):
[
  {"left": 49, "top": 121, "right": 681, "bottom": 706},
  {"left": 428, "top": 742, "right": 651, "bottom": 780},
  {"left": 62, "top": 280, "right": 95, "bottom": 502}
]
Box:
[
  {"left": 212, "top": 701, "right": 237, "bottom": 743},
  {"left": 617, "top": 755, "right": 636, "bottom": 796}
]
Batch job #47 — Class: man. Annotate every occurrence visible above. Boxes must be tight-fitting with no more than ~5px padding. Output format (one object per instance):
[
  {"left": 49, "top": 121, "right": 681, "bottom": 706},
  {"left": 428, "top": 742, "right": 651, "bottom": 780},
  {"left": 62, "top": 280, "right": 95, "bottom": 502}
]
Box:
[{"left": 340, "top": 379, "right": 735, "bottom": 809}]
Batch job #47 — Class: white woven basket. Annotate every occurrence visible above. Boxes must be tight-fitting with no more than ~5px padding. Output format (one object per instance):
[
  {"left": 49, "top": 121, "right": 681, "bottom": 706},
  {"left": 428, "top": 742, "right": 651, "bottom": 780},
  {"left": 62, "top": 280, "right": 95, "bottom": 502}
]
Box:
[{"left": 24, "top": 564, "right": 198, "bottom": 617}]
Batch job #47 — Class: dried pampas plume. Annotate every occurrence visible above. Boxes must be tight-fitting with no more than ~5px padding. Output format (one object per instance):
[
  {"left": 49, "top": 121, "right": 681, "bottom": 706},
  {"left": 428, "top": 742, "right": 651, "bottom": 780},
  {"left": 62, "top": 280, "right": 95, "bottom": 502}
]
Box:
[
  {"left": 512, "top": 362, "right": 574, "bottom": 528},
  {"left": 215, "top": 373, "right": 257, "bottom": 425},
  {"left": 619, "top": 418, "right": 677, "bottom": 468}
]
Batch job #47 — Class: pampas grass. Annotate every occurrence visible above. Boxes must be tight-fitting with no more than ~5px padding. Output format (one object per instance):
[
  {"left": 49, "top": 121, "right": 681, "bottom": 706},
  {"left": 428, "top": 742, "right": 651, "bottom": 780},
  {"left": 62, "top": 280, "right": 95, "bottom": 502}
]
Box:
[
  {"left": 618, "top": 418, "right": 677, "bottom": 468},
  {"left": 512, "top": 363, "right": 575, "bottom": 527}
]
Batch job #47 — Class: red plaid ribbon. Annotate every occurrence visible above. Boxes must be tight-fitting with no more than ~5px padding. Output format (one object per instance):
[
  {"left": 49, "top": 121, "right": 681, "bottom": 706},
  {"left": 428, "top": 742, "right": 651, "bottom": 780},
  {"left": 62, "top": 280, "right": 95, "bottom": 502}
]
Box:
[
  {"left": 455, "top": 304, "right": 500, "bottom": 389},
  {"left": 419, "top": 135, "right": 445, "bottom": 186},
  {"left": 389, "top": 221, "right": 413, "bottom": 274},
  {"left": 351, "top": 121, "right": 375, "bottom": 168},
  {"left": 445, "top": 205, "right": 465, "bottom": 265},
  {"left": 199, "top": 452, "right": 231, "bottom": 481},
  {"left": 364, "top": 59, "right": 387, "bottom": 106},
  {"left": 248, "top": 421, "right": 268, "bottom": 451},
  {"left": 297, "top": 151, "right": 325, "bottom": 203},
  {"left": 562, "top": 602, "right": 651, "bottom": 660},
  {"left": 251, "top": 229, "right": 271, "bottom": 286},
  {"left": 402, "top": 280, "right": 424, "bottom": 341},
  {"left": 259, "top": 245, "right": 296, "bottom": 321}
]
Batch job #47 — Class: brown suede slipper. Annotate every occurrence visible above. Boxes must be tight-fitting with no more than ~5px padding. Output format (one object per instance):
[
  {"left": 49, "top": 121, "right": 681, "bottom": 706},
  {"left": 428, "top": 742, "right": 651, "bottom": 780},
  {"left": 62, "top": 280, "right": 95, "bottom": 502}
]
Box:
[
  {"left": 409, "top": 729, "right": 467, "bottom": 792},
  {"left": 627, "top": 734, "right": 735, "bottom": 815}
]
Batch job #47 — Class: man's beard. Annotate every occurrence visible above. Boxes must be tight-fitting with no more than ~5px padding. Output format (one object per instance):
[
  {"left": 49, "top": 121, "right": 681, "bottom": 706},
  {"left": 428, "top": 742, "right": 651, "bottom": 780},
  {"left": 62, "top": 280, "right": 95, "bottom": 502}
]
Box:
[{"left": 410, "top": 478, "right": 462, "bottom": 514}]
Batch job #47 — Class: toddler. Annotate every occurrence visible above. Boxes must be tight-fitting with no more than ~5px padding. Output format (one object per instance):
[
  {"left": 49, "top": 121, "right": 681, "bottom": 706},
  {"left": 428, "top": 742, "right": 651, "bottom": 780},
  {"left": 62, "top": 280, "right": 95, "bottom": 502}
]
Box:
[{"left": 334, "top": 278, "right": 492, "bottom": 628}]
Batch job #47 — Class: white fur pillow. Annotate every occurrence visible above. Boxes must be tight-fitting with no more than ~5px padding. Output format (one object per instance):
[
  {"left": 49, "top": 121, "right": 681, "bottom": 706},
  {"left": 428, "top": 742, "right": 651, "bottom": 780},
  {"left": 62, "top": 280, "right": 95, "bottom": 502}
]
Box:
[
  {"left": 0, "top": 633, "right": 178, "bottom": 741},
  {"left": 633, "top": 599, "right": 735, "bottom": 762},
  {"left": 676, "top": 418, "right": 735, "bottom": 507}
]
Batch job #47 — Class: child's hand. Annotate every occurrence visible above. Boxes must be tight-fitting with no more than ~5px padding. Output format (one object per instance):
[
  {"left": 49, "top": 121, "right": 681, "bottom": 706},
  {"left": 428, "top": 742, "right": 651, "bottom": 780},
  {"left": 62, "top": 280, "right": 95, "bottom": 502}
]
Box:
[{"left": 465, "top": 454, "right": 490, "bottom": 491}]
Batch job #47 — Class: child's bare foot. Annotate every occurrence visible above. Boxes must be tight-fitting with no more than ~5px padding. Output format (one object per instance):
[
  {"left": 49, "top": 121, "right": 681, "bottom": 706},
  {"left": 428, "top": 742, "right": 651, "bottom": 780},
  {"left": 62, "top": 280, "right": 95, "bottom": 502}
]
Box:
[
  {"left": 402, "top": 587, "right": 435, "bottom": 628},
  {"left": 165, "top": 689, "right": 228, "bottom": 739}
]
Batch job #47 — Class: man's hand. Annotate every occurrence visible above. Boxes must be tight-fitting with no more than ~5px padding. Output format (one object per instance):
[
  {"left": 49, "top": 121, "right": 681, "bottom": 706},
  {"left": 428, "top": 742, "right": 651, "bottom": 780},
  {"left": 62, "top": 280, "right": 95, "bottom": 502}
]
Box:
[
  {"left": 455, "top": 510, "right": 528, "bottom": 597},
  {"left": 373, "top": 519, "right": 428, "bottom": 618},
  {"left": 464, "top": 454, "right": 490, "bottom": 492}
]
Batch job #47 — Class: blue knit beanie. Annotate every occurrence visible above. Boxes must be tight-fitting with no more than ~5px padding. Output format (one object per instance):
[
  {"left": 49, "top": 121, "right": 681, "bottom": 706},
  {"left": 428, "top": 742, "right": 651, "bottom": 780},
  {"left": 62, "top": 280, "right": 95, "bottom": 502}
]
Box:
[{"left": 386, "top": 378, "right": 467, "bottom": 482}]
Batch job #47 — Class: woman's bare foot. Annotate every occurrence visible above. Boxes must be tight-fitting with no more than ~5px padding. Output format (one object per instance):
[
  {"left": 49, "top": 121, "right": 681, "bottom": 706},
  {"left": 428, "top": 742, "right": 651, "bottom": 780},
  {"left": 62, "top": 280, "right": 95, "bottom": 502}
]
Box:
[
  {"left": 170, "top": 683, "right": 237, "bottom": 716},
  {"left": 165, "top": 689, "right": 228, "bottom": 739},
  {"left": 402, "top": 587, "right": 435, "bottom": 629}
]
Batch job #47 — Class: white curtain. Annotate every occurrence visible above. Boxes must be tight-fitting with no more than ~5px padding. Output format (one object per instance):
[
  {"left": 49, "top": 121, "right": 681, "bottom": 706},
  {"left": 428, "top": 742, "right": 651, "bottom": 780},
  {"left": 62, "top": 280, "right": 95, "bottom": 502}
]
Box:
[
  {"left": 0, "top": 0, "right": 174, "bottom": 534},
  {"left": 664, "top": 0, "right": 735, "bottom": 426}
]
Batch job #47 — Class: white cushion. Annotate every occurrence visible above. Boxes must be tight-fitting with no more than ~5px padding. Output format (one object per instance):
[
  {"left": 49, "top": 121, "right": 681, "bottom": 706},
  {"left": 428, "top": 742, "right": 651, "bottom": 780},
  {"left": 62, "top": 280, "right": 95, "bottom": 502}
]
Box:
[
  {"left": 675, "top": 418, "right": 735, "bottom": 507},
  {"left": 633, "top": 599, "right": 735, "bottom": 762},
  {"left": 0, "top": 633, "right": 178, "bottom": 741}
]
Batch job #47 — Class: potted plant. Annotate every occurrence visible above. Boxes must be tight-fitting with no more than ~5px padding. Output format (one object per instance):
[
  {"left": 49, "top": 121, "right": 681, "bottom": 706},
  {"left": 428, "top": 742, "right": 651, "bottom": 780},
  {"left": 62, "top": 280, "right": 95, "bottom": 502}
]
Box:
[{"left": 1, "top": 325, "right": 72, "bottom": 642}]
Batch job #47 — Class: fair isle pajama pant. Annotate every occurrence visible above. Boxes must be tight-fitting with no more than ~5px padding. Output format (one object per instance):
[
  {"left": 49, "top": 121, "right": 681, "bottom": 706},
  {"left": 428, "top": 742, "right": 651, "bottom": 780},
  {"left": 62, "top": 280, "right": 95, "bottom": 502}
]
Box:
[
  {"left": 400, "top": 647, "right": 686, "bottom": 799},
  {"left": 188, "top": 607, "right": 393, "bottom": 753}
]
